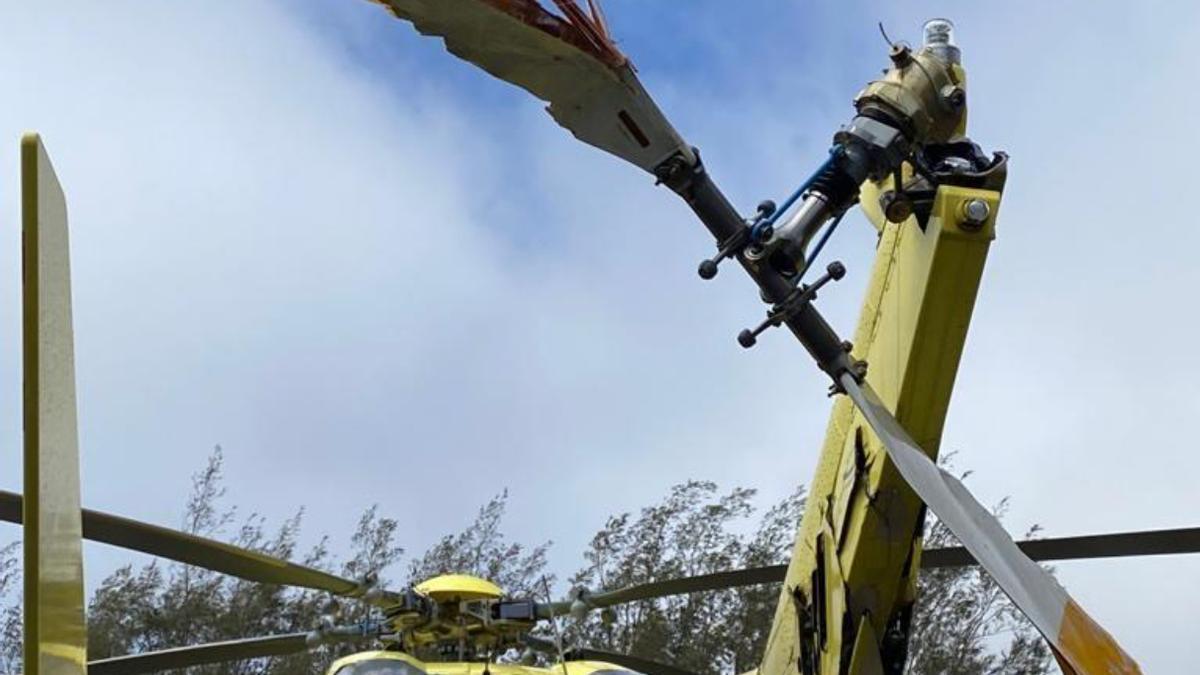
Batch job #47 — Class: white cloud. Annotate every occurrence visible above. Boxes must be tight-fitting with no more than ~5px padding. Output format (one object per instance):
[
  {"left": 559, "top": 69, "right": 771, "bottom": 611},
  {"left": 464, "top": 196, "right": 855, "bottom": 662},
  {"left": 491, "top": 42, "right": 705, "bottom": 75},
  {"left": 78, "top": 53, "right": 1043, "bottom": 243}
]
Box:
[
  {"left": 0, "top": 0, "right": 834, "bottom": 601},
  {"left": 0, "top": 1, "right": 1197, "bottom": 672}
]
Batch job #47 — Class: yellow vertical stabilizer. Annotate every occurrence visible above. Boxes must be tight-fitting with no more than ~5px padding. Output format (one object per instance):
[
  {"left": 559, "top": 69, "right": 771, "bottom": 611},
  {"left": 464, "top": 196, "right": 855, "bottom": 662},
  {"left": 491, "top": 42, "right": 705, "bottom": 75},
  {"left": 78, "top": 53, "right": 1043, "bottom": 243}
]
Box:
[{"left": 22, "top": 134, "right": 88, "bottom": 675}]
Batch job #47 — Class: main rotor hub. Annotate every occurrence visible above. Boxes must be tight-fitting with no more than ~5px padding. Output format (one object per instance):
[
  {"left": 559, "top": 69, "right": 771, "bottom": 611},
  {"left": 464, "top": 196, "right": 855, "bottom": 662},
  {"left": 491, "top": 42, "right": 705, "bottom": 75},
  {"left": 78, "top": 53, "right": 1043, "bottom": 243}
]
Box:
[{"left": 414, "top": 574, "right": 505, "bottom": 602}]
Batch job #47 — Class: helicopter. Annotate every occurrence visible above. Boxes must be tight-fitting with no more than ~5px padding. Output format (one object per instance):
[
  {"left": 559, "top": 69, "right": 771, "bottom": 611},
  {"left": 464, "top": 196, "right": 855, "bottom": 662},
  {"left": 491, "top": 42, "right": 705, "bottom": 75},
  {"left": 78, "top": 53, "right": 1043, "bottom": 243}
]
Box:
[
  {"left": 7, "top": 466, "right": 1192, "bottom": 675},
  {"left": 11, "top": 2, "right": 1200, "bottom": 675}
]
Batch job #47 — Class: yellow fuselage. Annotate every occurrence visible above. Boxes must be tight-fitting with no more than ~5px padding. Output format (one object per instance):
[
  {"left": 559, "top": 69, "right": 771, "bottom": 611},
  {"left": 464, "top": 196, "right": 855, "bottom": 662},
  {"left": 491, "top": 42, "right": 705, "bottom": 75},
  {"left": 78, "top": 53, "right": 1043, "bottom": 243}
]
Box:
[{"left": 326, "top": 650, "right": 636, "bottom": 675}]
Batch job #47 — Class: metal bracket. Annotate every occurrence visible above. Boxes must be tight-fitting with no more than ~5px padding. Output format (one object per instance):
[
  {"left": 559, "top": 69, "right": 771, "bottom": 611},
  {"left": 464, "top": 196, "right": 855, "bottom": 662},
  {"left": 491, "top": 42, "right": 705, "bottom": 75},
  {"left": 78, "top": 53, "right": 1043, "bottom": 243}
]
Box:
[{"left": 737, "top": 261, "right": 846, "bottom": 348}]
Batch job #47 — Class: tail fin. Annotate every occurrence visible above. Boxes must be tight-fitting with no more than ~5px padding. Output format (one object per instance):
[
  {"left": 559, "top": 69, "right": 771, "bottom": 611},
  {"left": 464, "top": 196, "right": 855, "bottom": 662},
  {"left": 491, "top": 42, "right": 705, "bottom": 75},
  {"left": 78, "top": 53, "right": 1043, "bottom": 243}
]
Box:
[{"left": 21, "top": 133, "right": 88, "bottom": 675}]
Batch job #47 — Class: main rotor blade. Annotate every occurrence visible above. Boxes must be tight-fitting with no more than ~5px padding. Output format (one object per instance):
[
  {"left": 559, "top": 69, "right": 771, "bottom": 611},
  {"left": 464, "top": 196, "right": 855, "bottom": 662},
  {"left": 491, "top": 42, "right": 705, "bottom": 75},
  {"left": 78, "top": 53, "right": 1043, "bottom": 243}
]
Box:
[
  {"left": 541, "top": 525, "right": 1200, "bottom": 618},
  {"left": 369, "top": 0, "right": 694, "bottom": 174},
  {"left": 923, "top": 527, "right": 1200, "bottom": 569},
  {"left": 841, "top": 375, "right": 1141, "bottom": 675},
  {"left": 0, "top": 491, "right": 383, "bottom": 604},
  {"left": 87, "top": 633, "right": 311, "bottom": 675},
  {"left": 537, "top": 566, "right": 789, "bottom": 618},
  {"left": 585, "top": 566, "right": 787, "bottom": 606}
]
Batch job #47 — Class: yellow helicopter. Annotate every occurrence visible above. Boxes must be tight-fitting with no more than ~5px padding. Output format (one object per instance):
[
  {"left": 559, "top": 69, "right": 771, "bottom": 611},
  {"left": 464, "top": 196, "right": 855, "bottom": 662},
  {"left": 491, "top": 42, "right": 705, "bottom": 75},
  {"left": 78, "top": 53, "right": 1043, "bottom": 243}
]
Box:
[
  {"left": 11, "top": 2, "right": 1200, "bottom": 675},
  {"left": 22, "top": 125, "right": 1129, "bottom": 674}
]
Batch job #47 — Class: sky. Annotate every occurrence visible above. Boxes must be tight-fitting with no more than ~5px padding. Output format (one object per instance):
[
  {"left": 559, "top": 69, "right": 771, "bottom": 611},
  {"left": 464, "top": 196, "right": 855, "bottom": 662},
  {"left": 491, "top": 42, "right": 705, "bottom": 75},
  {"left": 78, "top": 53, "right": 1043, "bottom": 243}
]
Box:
[{"left": 0, "top": 0, "right": 1198, "bottom": 672}]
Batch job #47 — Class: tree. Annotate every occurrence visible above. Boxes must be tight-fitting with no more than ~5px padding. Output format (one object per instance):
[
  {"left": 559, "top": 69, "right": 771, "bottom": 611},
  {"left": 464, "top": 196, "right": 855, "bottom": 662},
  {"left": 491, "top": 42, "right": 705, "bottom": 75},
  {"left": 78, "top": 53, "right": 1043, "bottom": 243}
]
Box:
[
  {"left": 565, "top": 477, "right": 1053, "bottom": 675},
  {"left": 407, "top": 490, "right": 551, "bottom": 597},
  {"left": 906, "top": 498, "right": 1052, "bottom": 674},
  {"left": 85, "top": 447, "right": 352, "bottom": 674},
  {"left": 82, "top": 447, "right": 546, "bottom": 675},
  {"left": 566, "top": 481, "right": 788, "bottom": 673},
  {"left": 0, "top": 449, "right": 1055, "bottom": 674},
  {"left": 0, "top": 542, "right": 21, "bottom": 674}
]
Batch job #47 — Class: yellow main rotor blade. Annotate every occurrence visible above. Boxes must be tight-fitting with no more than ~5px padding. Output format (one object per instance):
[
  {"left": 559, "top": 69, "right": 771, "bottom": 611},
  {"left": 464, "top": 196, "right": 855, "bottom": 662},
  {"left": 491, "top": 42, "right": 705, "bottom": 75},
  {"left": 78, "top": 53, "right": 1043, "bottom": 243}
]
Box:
[{"left": 22, "top": 133, "right": 88, "bottom": 675}]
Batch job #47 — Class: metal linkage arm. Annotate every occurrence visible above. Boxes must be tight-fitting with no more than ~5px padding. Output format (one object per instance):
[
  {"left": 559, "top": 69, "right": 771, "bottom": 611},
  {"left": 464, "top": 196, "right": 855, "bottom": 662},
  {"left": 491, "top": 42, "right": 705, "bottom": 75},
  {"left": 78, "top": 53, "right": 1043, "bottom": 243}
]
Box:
[{"left": 655, "top": 155, "right": 862, "bottom": 388}]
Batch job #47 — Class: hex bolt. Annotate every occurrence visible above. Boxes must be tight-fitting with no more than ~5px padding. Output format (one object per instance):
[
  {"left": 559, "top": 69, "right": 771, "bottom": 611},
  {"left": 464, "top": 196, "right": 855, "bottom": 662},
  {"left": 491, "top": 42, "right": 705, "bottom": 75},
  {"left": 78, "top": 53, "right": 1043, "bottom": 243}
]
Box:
[
  {"left": 941, "top": 85, "right": 966, "bottom": 110},
  {"left": 570, "top": 599, "right": 589, "bottom": 622},
  {"left": 960, "top": 198, "right": 990, "bottom": 230}
]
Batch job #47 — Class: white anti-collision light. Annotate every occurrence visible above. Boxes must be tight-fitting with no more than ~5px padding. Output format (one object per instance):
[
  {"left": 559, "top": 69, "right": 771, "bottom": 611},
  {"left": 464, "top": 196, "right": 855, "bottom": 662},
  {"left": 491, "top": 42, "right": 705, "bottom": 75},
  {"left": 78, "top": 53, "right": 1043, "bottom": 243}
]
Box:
[{"left": 923, "top": 18, "right": 961, "bottom": 64}]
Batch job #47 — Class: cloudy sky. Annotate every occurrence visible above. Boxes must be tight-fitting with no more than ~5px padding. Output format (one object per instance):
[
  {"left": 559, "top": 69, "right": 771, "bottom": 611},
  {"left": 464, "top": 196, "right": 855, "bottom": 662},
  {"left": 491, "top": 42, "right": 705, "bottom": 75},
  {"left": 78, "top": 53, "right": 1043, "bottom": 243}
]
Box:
[{"left": 1, "top": 0, "right": 1198, "bottom": 671}]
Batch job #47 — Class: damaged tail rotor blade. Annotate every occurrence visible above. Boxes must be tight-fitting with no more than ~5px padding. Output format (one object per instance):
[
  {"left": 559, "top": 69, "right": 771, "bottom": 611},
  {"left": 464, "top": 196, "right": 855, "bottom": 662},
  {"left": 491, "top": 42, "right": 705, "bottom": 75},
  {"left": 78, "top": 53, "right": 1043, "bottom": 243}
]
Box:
[
  {"left": 549, "top": 0, "right": 622, "bottom": 64},
  {"left": 369, "top": 0, "right": 695, "bottom": 173},
  {"left": 841, "top": 374, "right": 1142, "bottom": 675}
]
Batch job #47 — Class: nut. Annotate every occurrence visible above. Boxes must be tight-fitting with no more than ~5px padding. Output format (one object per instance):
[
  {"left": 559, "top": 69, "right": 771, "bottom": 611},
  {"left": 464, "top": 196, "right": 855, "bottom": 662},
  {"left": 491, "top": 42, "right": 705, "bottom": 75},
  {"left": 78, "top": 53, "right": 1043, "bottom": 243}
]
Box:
[
  {"left": 880, "top": 190, "right": 914, "bottom": 224},
  {"left": 960, "top": 198, "right": 990, "bottom": 230}
]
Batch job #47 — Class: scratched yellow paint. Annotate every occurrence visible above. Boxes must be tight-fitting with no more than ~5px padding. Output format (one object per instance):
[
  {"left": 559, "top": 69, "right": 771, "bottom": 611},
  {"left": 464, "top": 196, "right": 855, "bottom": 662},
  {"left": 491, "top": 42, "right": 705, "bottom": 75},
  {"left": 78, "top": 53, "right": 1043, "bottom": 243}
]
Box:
[{"left": 758, "top": 179, "right": 998, "bottom": 674}]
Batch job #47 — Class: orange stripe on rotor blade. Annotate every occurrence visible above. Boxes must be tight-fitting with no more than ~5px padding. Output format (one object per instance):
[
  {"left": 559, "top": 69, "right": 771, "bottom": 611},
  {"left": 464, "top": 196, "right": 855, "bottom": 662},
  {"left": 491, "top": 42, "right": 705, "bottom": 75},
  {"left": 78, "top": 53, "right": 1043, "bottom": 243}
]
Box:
[
  {"left": 1056, "top": 600, "right": 1142, "bottom": 675},
  {"left": 841, "top": 375, "right": 1143, "bottom": 674}
]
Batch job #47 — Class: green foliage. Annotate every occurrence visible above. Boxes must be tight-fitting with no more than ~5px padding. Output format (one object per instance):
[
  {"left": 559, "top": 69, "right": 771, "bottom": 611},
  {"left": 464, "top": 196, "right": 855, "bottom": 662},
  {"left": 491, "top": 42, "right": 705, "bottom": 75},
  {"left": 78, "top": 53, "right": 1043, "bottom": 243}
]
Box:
[
  {"left": 84, "top": 447, "right": 365, "bottom": 675},
  {"left": 565, "top": 480, "right": 804, "bottom": 674},
  {"left": 77, "top": 447, "right": 548, "bottom": 675},
  {"left": 562, "top": 475, "right": 1051, "bottom": 675},
  {"left": 0, "top": 449, "right": 1055, "bottom": 675},
  {"left": 0, "top": 541, "right": 21, "bottom": 674},
  {"left": 906, "top": 498, "right": 1053, "bottom": 675},
  {"left": 407, "top": 490, "right": 551, "bottom": 598}
]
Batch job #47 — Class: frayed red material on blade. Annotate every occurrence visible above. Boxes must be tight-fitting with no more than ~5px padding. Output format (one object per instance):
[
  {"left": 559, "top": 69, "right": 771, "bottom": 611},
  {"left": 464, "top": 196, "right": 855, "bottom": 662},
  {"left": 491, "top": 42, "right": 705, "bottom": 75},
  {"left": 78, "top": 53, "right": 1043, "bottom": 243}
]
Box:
[
  {"left": 369, "top": 0, "right": 694, "bottom": 172},
  {"left": 586, "top": 0, "right": 612, "bottom": 41},
  {"left": 533, "top": 0, "right": 625, "bottom": 66},
  {"left": 459, "top": 0, "right": 626, "bottom": 67},
  {"left": 551, "top": 0, "right": 606, "bottom": 50},
  {"left": 376, "top": 0, "right": 626, "bottom": 68}
]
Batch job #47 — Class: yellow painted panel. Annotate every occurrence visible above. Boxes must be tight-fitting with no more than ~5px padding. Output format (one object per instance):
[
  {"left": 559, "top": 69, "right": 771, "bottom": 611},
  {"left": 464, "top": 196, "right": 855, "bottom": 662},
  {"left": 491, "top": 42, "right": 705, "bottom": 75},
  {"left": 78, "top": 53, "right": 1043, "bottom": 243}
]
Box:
[
  {"left": 22, "top": 133, "right": 87, "bottom": 675},
  {"left": 760, "top": 184, "right": 997, "bottom": 674},
  {"left": 846, "top": 617, "right": 883, "bottom": 675},
  {"left": 323, "top": 651, "right": 629, "bottom": 675},
  {"left": 327, "top": 650, "right": 429, "bottom": 674}
]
